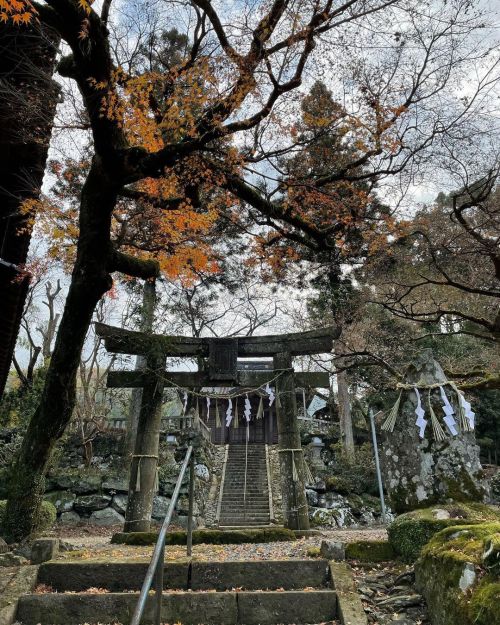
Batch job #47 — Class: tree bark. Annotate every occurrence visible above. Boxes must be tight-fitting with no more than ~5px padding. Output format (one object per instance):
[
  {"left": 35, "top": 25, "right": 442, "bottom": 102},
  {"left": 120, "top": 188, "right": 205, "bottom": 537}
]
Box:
[
  {"left": 337, "top": 368, "right": 355, "bottom": 458},
  {"left": 126, "top": 279, "right": 157, "bottom": 455},
  {"left": 273, "top": 351, "right": 310, "bottom": 530},
  {"left": 4, "top": 161, "right": 117, "bottom": 541},
  {"left": 335, "top": 338, "right": 355, "bottom": 458},
  {"left": 0, "top": 22, "right": 60, "bottom": 398},
  {"left": 125, "top": 348, "right": 165, "bottom": 532}
]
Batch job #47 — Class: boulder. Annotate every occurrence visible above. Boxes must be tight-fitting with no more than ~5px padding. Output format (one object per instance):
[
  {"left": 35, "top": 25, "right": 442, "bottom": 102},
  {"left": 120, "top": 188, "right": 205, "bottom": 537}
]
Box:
[
  {"left": 111, "top": 494, "right": 128, "bottom": 515},
  {"left": 74, "top": 494, "right": 111, "bottom": 514},
  {"left": 388, "top": 503, "right": 500, "bottom": 562},
  {"left": 415, "top": 521, "right": 500, "bottom": 625},
  {"left": 0, "top": 552, "right": 28, "bottom": 566},
  {"left": 43, "top": 490, "right": 76, "bottom": 513},
  {"left": 90, "top": 508, "right": 124, "bottom": 526},
  {"left": 0, "top": 537, "right": 8, "bottom": 554},
  {"left": 306, "top": 489, "right": 319, "bottom": 506},
  {"left": 102, "top": 476, "right": 129, "bottom": 493},
  {"left": 31, "top": 538, "right": 59, "bottom": 564},
  {"left": 59, "top": 511, "right": 82, "bottom": 526},
  {"left": 194, "top": 464, "right": 210, "bottom": 482},
  {"left": 53, "top": 474, "right": 102, "bottom": 494},
  {"left": 320, "top": 539, "right": 345, "bottom": 560},
  {"left": 382, "top": 350, "right": 488, "bottom": 513},
  {"left": 152, "top": 495, "right": 171, "bottom": 519}
]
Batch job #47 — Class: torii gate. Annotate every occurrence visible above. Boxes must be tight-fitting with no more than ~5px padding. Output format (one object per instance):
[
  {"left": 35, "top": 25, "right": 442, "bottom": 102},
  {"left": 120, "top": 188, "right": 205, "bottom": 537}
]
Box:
[{"left": 96, "top": 322, "right": 338, "bottom": 531}]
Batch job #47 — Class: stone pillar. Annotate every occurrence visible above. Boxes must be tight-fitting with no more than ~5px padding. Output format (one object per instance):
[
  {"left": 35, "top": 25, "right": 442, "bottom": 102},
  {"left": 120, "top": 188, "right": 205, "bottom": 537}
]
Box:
[
  {"left": 273, "top": 351, "right": 310, "bottom": 530},
  {"left": 382, "top": 349, "right": 488, "bottom": 513}
]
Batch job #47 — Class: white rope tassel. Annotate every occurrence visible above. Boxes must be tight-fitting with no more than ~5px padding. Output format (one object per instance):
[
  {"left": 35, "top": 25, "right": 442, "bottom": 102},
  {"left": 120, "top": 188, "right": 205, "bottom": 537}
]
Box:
[
  {"left": 233, "top": 398, "right": 239, "bottom": 428},
  {"left": 455, "top": 387, "right": 475, "bottom": 431},
  {"left": 381, "top": 391, "right": 402, "bottom": 432},
  {"left": 414, "top": 387, "right": 427, "bottom": 439},
  {"left": 439, "top": 385, "right": 458, "bottom": 436},
  {"left": 136, "top": 458, "right": 141, "bottom": 492},
  {"left": 256, "top": 396, "right": 264, "bottom": 420},
  {"left": 428, "top": 389, "right": 447, "bottom": 441},
  {"left": 215, "top": 400, "right": 221, "bottom": 428}
]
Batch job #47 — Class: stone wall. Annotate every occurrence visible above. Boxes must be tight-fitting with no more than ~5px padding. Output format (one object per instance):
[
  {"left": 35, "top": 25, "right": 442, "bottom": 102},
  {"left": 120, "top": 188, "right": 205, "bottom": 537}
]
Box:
[{"left": 0, "top": 428, "right": 218, "bottom": 528}]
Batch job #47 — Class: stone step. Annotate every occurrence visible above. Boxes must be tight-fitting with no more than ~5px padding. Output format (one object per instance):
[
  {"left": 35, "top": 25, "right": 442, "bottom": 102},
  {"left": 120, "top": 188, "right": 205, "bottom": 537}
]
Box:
[
  {"left": 220, "top": 511, "right": 271, "bottom": 525},
  {"left": 36, "top": 560, "right": 331, "bottom": 592},
  {"left": 222, "top": 495, "right": 269, "bottom": 505},
  {"left": 17, "top": 589, "right": 338, "bottom": 625}
]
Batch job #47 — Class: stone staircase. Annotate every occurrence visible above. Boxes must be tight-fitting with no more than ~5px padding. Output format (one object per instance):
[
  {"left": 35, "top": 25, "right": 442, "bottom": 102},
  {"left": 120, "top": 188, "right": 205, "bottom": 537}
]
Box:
[
  {"left": 219, "top": 444, "right": 271, "bottom": 527},
  {"left": 16, "top": 559, "right": 340, "bottom": 625}
]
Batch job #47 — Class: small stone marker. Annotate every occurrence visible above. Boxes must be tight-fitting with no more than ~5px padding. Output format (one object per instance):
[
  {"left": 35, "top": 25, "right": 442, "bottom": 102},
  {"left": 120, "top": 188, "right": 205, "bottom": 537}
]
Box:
[
  {"left": 31, "top": 538, "right": 59, "bottom": 564},
  {"left": 320, "top": 539, "right": 345, "bottom": 561},
  {"left": 0, "top": 537, "right": 9, "bottom": 554}
]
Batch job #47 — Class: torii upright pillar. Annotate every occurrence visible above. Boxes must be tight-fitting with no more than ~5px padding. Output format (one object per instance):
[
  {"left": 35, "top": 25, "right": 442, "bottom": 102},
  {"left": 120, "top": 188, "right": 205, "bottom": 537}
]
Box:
[{"left": 274, "top": 351, "right": 310, "bottom": 529}]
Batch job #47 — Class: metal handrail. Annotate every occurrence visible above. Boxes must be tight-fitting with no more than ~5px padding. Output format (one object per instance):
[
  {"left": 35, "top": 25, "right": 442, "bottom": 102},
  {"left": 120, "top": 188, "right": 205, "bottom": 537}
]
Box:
[{"left": 130, "top": 445, "right": 194, "bottom": 625}]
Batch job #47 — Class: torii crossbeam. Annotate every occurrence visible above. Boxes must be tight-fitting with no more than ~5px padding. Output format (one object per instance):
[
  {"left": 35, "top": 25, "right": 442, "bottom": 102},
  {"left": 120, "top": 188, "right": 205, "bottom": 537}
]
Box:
[{"left": 96, "top": 322, "right": 339, "bottom": 531}]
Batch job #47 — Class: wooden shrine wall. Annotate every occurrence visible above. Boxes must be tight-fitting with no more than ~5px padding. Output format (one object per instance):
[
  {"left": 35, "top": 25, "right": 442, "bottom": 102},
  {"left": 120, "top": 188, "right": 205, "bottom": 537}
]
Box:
[{"left": 200, "top": 395, "right": 278, "bottom": 445}]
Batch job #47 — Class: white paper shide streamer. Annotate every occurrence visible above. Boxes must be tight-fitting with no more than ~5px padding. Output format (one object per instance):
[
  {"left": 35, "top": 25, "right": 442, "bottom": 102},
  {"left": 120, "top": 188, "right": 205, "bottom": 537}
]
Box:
[
  {"left": 244, "top": 395, "right": 252, "bottom": 422},
  {"left": 439, "top": 385, "right": 458, "bottom": 436},
  {"left": 206, "top": 396, "right": 211, "bottom": 422},
  {"left": 182, "top": 390, "right": 188, "bottom": 414},
  {"left": 265, "top": 383, "right": 275, "bottom": 406},
  {"left": 414, "top": 387, "right": 427, "bottom": 439},
  {"left": 225, "top": 398, "right": 233, "bottom": 427}
]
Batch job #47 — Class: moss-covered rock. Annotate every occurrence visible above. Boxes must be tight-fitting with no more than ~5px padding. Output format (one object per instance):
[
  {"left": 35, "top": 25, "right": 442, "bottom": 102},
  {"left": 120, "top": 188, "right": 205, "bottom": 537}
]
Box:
[
  {"left": 111, "top": 527, "right": 297, "bottom": 546},
  {"left": 0, "top": 499, "right": 56, "bottom": 535},
  {"left": 415, "top": 522, "right": 500, "bottom": 625},
  {"left": 388, "top": 503, "right": 500, "bottom": 562},
  {"left": 345, "top": 540, "right": 395, "bottom": 562}
]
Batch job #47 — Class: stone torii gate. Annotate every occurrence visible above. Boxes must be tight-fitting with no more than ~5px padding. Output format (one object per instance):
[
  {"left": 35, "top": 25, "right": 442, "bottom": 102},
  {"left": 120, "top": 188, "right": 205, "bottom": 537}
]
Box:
[{"left": 96, "top": 322, "right": 338, "bottom": 531}]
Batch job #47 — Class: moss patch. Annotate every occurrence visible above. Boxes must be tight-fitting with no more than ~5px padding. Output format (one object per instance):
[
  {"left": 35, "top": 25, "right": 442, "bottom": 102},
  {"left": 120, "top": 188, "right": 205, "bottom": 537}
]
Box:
[
  {"left": 345, "top": 540, "right": 395, "bottom": 562},
  {"left": 111, "top": 527, "right": 296, "bottom": 546},
  {"left": 0, "top": 499, "right": 56, "bottom": 535},
  {"left": 415, "top": 522, "right": 500, "bottom": 625},
  {"left": 388, "top": 503, "right": 500, "bottom": 563}
]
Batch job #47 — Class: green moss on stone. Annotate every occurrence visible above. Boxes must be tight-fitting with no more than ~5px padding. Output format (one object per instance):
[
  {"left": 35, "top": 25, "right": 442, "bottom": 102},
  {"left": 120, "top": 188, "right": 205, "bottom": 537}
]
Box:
[
  {"left": 0, "top": 499, "right": 56, "bottom": 535},
  {"left": 306, "top": 546, "right": 322, "bottom": 558},
  {"left": 345, "top": 540, "right": 395, "bottom": 562},
  {"left": 415, "top": 522, "right": 500, "bottom": 625},
  {"left": 388, "top": 503, "right": 500, "bottom": 563},
  {"left": 111, "top": 527, "right": 297, "bottom": 546},
  {"left": 469, "top": 576, "right": 500, "bottom": 625}
]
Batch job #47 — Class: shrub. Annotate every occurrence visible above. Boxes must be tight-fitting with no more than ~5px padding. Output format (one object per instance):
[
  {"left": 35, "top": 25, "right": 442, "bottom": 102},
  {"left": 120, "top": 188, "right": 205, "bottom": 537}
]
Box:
[
  {"left": 0, "top": 499, "right": 57, "bottom": 535},
  {"left": 325, "top": 442, "right": 378, "bottom": 495}
]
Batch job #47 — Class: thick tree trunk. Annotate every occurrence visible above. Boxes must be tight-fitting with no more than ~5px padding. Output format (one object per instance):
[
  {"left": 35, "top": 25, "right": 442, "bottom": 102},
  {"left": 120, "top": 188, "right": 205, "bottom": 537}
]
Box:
[
  {"left": 0, "top": 23, "right": 60, "bottom": 398},
  {"left": 273, "top": 351, "right": 310, "bottom": 530},
  {"left": 126, "top": 280, "right": 157, "bottom": 455},
  {"left": 4, "top": 161, "right": 116, "bottom": 541},
  {"left": 337, "top": 368, "right": 355, "bottom": 458},
  {"left": 334, "top": 337, "right": 355, "bottom": 458},
  {"left": 125, "top": 348, "right": 165, "bottom": 532}
]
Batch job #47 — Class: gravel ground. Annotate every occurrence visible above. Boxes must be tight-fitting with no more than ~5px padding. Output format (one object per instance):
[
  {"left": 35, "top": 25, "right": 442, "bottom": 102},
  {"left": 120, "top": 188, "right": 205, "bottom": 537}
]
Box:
[{"left": 53, "top": 525, "right": 388, "bottom": 556}]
